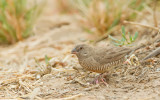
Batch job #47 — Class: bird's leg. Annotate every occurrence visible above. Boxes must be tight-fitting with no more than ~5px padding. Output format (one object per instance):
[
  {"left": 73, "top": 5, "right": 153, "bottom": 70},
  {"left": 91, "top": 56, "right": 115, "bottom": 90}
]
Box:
[
  {"left": 92, "top": 73, "right": 109, "bottom": 86},
  {"left": 91, "top": 74, "right": 100, "bottom": 84},
  {"left": 100, "top": 76, "right": 108, "bottom": 86}
]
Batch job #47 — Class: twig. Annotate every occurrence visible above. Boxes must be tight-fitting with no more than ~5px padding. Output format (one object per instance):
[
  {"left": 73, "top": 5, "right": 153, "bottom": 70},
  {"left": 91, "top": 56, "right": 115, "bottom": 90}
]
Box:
[
  {"left": 123, "top": 20, "right": 159, "bottom": 31},
  {"left": 19, "top": 79, "right": 32, "bottom": 93},
  {"left": 93, "top": 25, "right": 120, "bottom": 44},
  {"left": 53, "top": 93, "right": 84, "bottom": 100},
  {"left": 72, "top": 78, "right": 90, "bottom": 87},
  {"left": 137, "top": 67, "right": 149, "bottom": 83},
  {"left": 0, "top": 75, "right": 35, "bottom": 85},
  {"left": 18, "top": 88, "right": 42, "bottom": 100},
  {"left": 84, "top": 84, "right": 99, "bottom": 91},
  {"left": 153, "top": 0, "right": 158, "bottom": 27},
  {"left": 143, "top": 47, "right": 160, "bottom": 60}
]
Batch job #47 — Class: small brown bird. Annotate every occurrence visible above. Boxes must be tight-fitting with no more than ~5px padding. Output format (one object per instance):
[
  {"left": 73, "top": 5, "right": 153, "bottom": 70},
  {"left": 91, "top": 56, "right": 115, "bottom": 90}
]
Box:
[{"left": 71, "top": 44, "right": 138, "bottom": 84}]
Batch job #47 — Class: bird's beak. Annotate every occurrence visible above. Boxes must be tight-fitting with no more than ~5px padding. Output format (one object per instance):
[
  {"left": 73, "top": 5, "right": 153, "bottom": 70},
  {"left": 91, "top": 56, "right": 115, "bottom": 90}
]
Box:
[{"left": 71, "top": 48, "right": 77, "bottom": 54}]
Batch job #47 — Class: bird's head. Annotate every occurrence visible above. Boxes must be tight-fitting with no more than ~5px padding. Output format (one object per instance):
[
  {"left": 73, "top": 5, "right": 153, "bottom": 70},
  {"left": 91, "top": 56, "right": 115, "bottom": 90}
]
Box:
[{"left": 71, "top": 44, "right": 94, "bottom": 59}]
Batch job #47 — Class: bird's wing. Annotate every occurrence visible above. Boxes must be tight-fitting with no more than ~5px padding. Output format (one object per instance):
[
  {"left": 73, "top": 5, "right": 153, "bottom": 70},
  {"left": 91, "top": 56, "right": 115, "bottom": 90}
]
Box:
[{"left": 94, "top": 46, "right": 132, "bottom": 65}]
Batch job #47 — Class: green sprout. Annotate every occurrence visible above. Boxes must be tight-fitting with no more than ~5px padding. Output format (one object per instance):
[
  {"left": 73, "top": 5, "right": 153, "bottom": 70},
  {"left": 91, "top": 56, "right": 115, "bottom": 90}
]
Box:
[
  {"left": 109, "top": 26, "right": 138, "bottom": 46},
  {"left": 45, "top": 55, "right": 51, "bottom": 66}
]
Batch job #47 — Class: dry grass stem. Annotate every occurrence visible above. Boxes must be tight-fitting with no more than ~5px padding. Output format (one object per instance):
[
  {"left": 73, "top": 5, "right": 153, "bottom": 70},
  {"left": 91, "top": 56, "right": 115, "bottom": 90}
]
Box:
[
  {"left": 153, "top": 0, "right": 158, "bottom": 27},
  {"left": 124, "top": 20, "right": 159, "bottom": 31}
]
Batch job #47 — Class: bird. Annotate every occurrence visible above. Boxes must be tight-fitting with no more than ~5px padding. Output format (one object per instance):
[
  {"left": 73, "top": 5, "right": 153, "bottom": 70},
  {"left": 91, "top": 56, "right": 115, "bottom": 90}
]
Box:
[{"left": 71, "top": 44, "right": 141, "bottom": 84}]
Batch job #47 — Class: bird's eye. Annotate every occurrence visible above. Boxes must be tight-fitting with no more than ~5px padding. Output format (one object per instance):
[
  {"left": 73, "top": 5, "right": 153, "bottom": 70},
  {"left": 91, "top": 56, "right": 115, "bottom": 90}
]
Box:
[{"left": 79, "top": 47, "right": 83, "bottom": 50}]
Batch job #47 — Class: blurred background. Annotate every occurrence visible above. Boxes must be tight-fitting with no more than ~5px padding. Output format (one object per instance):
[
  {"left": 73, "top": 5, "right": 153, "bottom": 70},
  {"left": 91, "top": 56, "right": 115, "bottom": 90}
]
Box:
[{"left": 0, "top": 0, "right": 159, "bottom": 44}]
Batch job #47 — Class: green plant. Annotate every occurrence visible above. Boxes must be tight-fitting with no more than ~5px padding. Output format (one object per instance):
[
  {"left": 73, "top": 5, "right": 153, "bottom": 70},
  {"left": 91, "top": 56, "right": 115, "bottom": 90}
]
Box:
[
  {"left": 69, "top": 0, "right": 146, "bottom": 36},
  {"left": 45, "top": 55, "right": 52, "bottom": 66},
  {"left": 0, "top": 0, "right": 43, "bottom": 44},
  {"left": 109, "top": 26, "right": 138, "bottom": 46}
]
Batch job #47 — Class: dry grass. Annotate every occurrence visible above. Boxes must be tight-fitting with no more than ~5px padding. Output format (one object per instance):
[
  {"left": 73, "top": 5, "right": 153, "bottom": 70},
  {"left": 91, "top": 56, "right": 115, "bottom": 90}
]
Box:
[
  {"left": 55, "top": 0, "right": 75, "bottom": 14},
  {"left": 69, "top": 0, "right": 147, "bottom": 36},
  {"left": 0, "top": 0, "right": 43, "bottom": 44}
]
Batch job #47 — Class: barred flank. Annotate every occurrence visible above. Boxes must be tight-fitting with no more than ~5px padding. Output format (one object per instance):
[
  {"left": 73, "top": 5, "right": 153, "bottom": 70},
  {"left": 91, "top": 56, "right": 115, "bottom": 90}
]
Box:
[{"left": 80, "top": 58, "right": 125, "bottom": 73}]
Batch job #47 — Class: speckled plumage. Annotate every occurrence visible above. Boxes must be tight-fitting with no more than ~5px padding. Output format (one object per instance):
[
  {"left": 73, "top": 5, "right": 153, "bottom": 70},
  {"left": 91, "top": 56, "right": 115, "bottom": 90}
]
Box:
[{"left": 71, "top": 44, "right": 132, "bottom": 73}]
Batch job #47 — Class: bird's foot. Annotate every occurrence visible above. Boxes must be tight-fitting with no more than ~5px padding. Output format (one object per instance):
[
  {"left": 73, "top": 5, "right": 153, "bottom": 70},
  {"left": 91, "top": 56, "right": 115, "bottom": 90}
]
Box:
[{"left": 91, "top": 73, "right": 109, "bottom": 86}]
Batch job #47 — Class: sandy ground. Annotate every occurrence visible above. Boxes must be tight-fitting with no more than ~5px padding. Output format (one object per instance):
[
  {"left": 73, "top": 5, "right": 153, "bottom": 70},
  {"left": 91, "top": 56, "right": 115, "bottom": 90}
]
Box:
[{"left": 0, "top": 0, "right": 160, "bottom": 100}]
